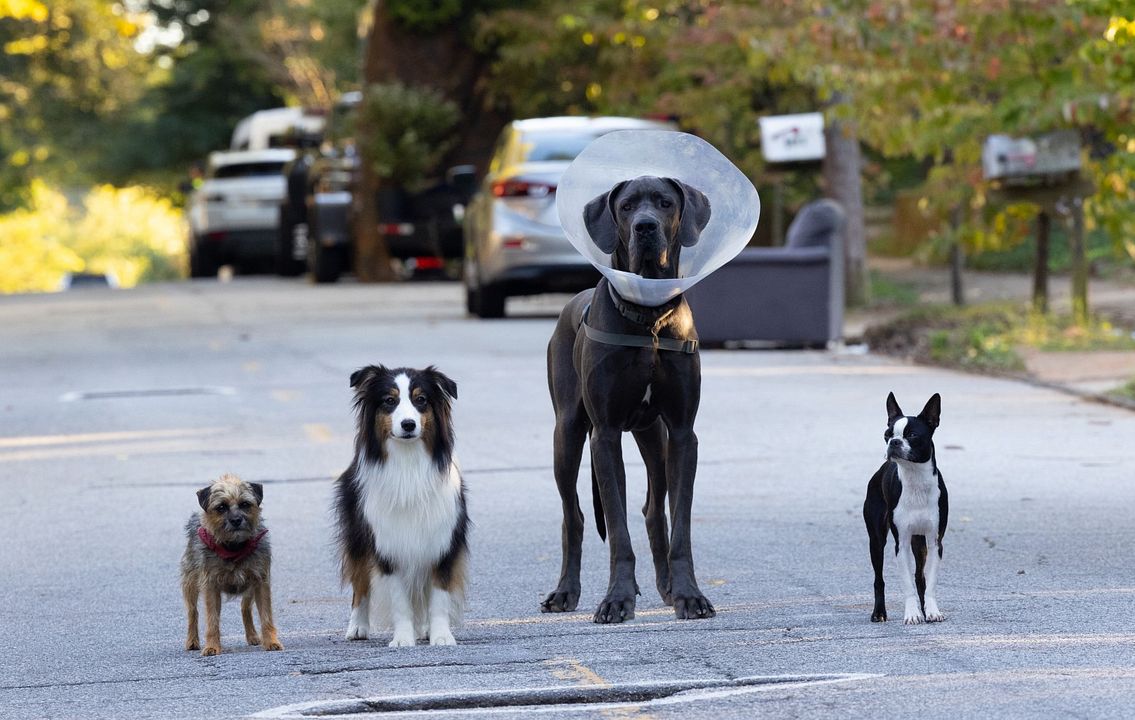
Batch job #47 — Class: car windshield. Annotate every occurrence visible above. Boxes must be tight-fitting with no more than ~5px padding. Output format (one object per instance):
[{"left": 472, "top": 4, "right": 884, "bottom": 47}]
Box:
[
  {"left": 211, "top": 162, "right": 287, "bottom": 179},
  {"left": 520, "top": 132, "right": 606, "bottom": 162}
]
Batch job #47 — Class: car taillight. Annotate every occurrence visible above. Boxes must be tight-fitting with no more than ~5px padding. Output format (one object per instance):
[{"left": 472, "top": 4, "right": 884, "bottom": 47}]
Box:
[
  {"left": 491, "top": 180, "right": 556, "bottom": 198},
  {"left": 378, "top": 223, "right": 415, "bottom": 236},
  {"left": 204, "top": 231, "right": 227, "bottom": 242}
]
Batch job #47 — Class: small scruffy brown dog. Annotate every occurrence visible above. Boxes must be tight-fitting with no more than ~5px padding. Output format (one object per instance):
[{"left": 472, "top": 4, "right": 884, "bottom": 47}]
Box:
[{"left": 181, "top": 473, "right": 283, "bottom": 656}]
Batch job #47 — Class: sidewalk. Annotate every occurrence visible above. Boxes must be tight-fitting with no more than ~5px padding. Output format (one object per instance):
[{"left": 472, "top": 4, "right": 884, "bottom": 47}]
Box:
[{"left": 846, "top": 258, "right": 1135, "bottom": 400}]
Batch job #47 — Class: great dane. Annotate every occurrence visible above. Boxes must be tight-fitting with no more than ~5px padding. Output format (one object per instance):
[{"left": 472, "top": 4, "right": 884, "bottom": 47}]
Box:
[{"left": 542, "top": 176, "right": 716, "bottom": 623}]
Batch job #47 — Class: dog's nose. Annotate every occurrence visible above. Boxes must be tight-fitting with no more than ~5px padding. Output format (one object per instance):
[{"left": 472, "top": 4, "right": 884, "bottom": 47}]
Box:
[
  {"left": 228, "top": 515, "right": 244, "bottom": 527},
  {"left": 401, "top": 419, "right": 417, "bottom": 432},
  {"left": 633, "top": 218, "right": 658, "bottom": 235}
]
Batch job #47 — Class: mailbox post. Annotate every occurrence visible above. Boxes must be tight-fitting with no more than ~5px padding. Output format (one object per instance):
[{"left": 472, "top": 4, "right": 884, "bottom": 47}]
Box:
[{"left": 982, "top": 129, "right": 1091, "bottom": 319}]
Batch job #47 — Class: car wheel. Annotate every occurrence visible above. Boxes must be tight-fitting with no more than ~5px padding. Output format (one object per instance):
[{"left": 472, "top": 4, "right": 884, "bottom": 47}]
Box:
[
  {"left": 275, "top": 209, "right": 306, "bottom": 277},
  {"left": 475, "top": 282, "right": 506, "bottom": 318},
  {"left": 189, "top": 241, "right": 217, "bottom": 278},
  {"left": 309, "top": 242, "right": 344, "bottom": 284}
]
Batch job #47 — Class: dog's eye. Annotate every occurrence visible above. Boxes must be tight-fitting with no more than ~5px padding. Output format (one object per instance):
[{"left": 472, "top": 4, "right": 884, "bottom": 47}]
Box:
[
  {"left": 413, "top": 395, "right": 428, "bottom": 409},
  {"left": 239, "top": 501, "right": 252, "bottom": 510},
  {"left": 884, "top": 430, "right": 892, "bottom": 440},
  {"left": 620, "top": 202, "right": 634, "bottom": 212},
  {"left": 383, "top": 396, "right": 398, "bottom": 408},
  {"left": 215, "top": 503, "right": 228, "bottom": 514},
  {"left": 659, "top": 199, "right": 673, "bottom": 208}
]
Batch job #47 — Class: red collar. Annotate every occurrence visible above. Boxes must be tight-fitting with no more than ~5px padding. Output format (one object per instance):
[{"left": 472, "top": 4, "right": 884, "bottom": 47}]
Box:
[{"left": 197, "top": 526, "right": 267, "bottom": 562}]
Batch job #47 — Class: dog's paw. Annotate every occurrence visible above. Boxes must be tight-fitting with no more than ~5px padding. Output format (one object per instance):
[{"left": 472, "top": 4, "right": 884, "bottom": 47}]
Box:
[
  {"left": 429, "top": 630, "right": 457, "bottom": 646},
  {"left": 870, "top": 610, "right": 887, "bottom": 622},
  {"left": 185, "top": 638, "right": 200, "bottom": 651},
  {"left": 903, "top": 598, "right": 924, "bottom": 624},
  {"left": 593, "top": 595, "right": 636, "bottom": 624},
  {"left": 264, "top": 639, "right": 284, "bottom": 651},
  {"left": 673, "top": 593, "right": 715, "bottom": 620},
  {"left": 923, "top": 599, "right": 944, "bottom": 623},
  {"left": 541, "top": 587, "right": 580, "bottom": 613},
  {"left": 345, "top": 622, "right": 369, "bottom": 641},
  {"left": 389, "top": 631, "right": 417, "bottom": 647},
  {"left": 201, "top": 645, "right": 221, "bottom": 657},
  {"left": 246, "top": 633, "right": 261, "bottom": 646}
]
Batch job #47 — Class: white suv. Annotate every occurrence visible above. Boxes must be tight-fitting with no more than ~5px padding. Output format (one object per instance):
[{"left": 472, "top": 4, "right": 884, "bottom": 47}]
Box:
[{"left": 187, "top": 149, "right": 294, "bottom": 277}]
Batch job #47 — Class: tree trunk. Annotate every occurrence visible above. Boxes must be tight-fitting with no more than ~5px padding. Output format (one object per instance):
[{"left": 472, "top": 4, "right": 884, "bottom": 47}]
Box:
[
  {"left": 1033, "top": 210, "right": 1050, "bottom": 315},
  {"left": 1069, "top": 198, "right": 1088, "bottom": 324},
  {"left": 355, "top": 4, "right": 509, "bottom": 282},
  {"left": 949, "top": 204, "right": 965, "bottom": 306},
  {"left": 822, "top": 119, "right": 870, "bottom": 307}
]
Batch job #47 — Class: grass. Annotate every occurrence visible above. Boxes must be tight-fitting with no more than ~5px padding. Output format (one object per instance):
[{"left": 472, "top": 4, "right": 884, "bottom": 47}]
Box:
[
  {"left": 865, "top": 303, "right": 1135, "bottom": 375},
  {"left": 1108, "top": 379, "right": 1135, "bottom": 402},
  {"left": 868, "top": 270, "right": 920, "bottom": 308}
]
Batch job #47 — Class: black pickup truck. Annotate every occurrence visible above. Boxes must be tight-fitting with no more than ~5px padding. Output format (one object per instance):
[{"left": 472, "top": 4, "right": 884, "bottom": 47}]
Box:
[{"left": 277, "top": 93, "right": 475, "bottom": 283}]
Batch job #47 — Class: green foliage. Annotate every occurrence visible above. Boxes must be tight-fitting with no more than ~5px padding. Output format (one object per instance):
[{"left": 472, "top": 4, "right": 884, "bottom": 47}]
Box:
[
  {"left": 387, "top": 0, "right": 463, "bottom": 31},
  {"left": 866, "top": 302, "right": 1135, "bottom": 375},
  {"left": 357, "top": 83, "right": 460, "bottom": 186},
  {"left": 0, "top": 181, "right": 185, "bottom": 294},
  {"left": 868, "top": 271, "right": 920, "bottom": 308}
]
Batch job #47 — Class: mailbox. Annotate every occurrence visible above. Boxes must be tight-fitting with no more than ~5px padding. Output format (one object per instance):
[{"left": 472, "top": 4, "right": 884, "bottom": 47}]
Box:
[
  {"left": 759, "top": 113, "right": 826, "bottom": 163},
  {"left": 982, "top": 129, "right": 1081, "bottom": 186}
]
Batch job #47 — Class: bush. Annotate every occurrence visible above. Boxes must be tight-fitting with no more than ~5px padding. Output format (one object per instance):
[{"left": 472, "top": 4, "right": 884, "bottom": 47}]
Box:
[
  {"left": 0, "top": 181, "right": 186, "bottom": 294},
  {"left": 357, "top": 82, "right": 460, "bottom": 188},
  {"left": 865, "top": 303, "right": 1135, "bottom": 375}
]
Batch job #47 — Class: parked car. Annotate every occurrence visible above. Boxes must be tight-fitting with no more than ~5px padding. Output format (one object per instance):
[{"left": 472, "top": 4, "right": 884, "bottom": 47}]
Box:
[
  {"left": 187, "top": 149, "right": 294, "bottom": 277},
  {"left": 283, "top": 92, "right": 478, "bottom": 283},
  {"left": 462, "top": 116, "right": 677, "bottom": 318}
]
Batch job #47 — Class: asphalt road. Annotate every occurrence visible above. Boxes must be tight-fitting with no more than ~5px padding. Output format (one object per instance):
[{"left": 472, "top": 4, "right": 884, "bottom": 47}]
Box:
[{"left": 2, "top": 278, "right": 1134, "bottom": 719}]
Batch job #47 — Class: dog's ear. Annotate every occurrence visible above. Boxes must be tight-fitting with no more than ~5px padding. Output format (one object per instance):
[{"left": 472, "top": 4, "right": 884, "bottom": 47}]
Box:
[
  {"left": 350, "top": 365, "right": 384, "bottom": 391},
  {"left": 424, "top": 366, "right": 457, "bottom": 400},
  {"left": 886, "top": 392, "right": 903, "bottom": 423},
  {"left": 583, "top": 181, "right": 627, "bottom": 254},
  {"left": 919, "top": 393, "right": 941, "bottom": 430},
  {"left": 665, "top": 178, "right": 711, "bottom": 247},
  {"left": 249, "top": 482, "right": 264, "bottom": 505},
  {"left": 196, "top": 486, "right": 212, "bottom": 511}
]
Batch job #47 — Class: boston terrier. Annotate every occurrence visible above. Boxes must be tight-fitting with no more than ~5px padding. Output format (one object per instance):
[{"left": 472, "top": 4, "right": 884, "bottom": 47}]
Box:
[{"left": 862, "top": 392, "right": 949, "bottom": 624}]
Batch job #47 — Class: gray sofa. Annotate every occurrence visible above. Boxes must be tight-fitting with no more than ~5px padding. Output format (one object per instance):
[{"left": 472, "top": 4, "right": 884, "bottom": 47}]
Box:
[{"left": 685, "top": 199, "right": 846, "bottom": 347}]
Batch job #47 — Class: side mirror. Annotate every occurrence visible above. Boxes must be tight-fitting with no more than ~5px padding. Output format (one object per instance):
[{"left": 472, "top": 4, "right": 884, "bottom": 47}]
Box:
[{"left": 447, "top": 165, "right": 477, "bottom": 201}]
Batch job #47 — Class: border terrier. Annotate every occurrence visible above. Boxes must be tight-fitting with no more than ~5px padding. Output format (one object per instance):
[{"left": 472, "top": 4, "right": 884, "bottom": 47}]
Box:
[{"left": 181, "top": 473, "right": 283, "bottom": 655}]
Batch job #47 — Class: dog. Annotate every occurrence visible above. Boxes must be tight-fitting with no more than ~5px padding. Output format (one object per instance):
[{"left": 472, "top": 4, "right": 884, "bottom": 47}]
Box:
[
  {"left": 181, "top": 473, "right": 282, "bottom": 655},
  {"left": 863, "top": 392, "right": 949, "bottom": 624},
  {"left": 543, "top": 176, "right": 715, "bottom": 624},
  {"left": 334, "top": 365, "right": 468, "bottom": 646}
]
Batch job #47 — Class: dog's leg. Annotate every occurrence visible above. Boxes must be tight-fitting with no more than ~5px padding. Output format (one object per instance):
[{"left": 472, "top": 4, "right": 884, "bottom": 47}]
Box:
[
  {"left": 427, "top": 584, "right": 457, "bottom": 646},
  {"left": 896, "top": 534, "right": 924, "bottom": 624},
  {"left": 541, "top": 408, "right": 589, "bottom": 613},
  {"left": 913, "top": 535, "right": 928, "bottom": 613},
  {"left": 201, "top": 585, "right": 223, "bottom": 656},
  {"left": 345, "top": 558, "right": 371, "bottom": 640},
  {"left": 254, "top": 580, "right": 284, "bottom": 651},
  {"left": 666, "top": 426, "right": 715, "bottom": 620},
  {"left": 863, "top": 488, "right": 888, "bottom": 622},
  {"left": 182, "top": 576, "right": 200, "bottom": 651},
  {"left": 634, "top": 419, "right": 672, "bottom": 605},
  {"left": 590, "top": 426, "right": 638, "bottom": 624},
  {"left": 922, "top": 533, "right": 945, "bottom": 622},
  {"left": 381, "top": 574, "right": 417, "bottom": 646},
  {"left": 241, "top": 592, "right": 260, "bottom": 646}
]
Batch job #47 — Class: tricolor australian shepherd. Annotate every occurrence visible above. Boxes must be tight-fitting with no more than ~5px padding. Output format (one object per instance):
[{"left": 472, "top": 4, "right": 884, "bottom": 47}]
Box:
[{"left": 334, "top": 365, "right": 468, "bottom": 646}]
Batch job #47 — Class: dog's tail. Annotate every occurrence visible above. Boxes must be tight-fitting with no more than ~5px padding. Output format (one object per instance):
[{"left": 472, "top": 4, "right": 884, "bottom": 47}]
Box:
[{"left": 591, "top": 464, "right": 606, "bottom": 541}]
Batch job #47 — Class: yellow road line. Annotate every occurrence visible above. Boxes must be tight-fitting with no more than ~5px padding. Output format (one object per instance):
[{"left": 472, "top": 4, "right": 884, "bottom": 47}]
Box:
[{"left": 303, "top": 423, "right": 334, "bottom": 444}]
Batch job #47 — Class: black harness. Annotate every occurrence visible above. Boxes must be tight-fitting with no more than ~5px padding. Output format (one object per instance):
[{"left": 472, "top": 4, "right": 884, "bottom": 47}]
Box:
[{"left": 580, "top": 285, "right": 698, "bottom": 354}]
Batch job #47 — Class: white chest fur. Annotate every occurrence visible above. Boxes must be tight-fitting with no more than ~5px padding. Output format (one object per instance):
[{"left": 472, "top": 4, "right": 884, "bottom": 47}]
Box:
[
  {"left": 892, "top": 460, "right": 940, "bottom": 537},
  {"left": 356, "top": 442, "right": 461, "bottom": 573}
]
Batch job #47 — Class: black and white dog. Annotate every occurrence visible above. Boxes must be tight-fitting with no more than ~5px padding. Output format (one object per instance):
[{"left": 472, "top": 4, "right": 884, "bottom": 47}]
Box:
[
  {"left": 863, "top": 392, "right": 948, "bottom": 624},
  {"left": 543, "top": 176, "right": 716, "bottom": 624},
  {"left": 334, "top": 365, "right": 468, "bottom": 646}
]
